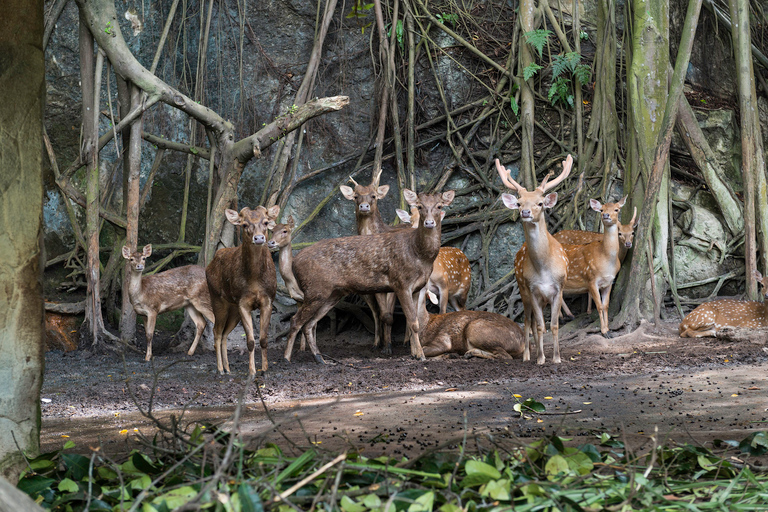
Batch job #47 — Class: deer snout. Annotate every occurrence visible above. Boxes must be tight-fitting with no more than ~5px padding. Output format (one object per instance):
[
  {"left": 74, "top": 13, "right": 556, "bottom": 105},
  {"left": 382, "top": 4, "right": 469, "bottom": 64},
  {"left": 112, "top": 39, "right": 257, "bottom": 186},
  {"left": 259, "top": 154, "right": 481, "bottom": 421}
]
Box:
[
  {"left": 267, "top": 240, "right": 278, "bottom": 249},
  {"left": 135, "top": 263, "right": 144, "bottom": 271},
  {"left": 520, "top": 209, "right": 532, "bottom": 219},
  {"left": 625, "top": 241, "right": 633, "bottom": 248},
  {"left": 358, "top": 203, "right": 371, "bottom": 213},
  {"left": 252, "top": 234, "right": 266, "bottom": 245},
  {"left": 424, "top": 218, "right": 436, "bottom": 228}
]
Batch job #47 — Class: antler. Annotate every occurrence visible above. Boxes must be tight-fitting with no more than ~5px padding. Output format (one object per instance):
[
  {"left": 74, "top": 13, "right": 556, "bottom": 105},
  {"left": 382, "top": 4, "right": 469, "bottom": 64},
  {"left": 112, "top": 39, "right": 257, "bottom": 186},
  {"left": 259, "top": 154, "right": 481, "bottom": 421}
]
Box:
[
  {"left": 538, "top": 154, "right": 573, "bottom": 192},
  {"left": 373, "top": 165, "right": 383, "bottom": 187},
  {"left": 495, "top": 159, "right": 526, "bottom": 192},
  {"left": 348, "top": 175, "right": 360, "bottom": 187},
  {"left": 629, "top": 206, "right": 638, "bottom": 226}
]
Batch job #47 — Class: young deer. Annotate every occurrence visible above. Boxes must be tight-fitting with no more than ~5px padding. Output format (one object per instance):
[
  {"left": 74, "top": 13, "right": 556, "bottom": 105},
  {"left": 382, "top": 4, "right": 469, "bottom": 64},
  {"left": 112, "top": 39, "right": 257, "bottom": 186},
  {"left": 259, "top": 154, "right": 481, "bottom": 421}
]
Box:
[
  {"left": 122, "top": 244, "right": 214, "bottom": 361},
  {"left": 283, "top": 189, "right": 455, "bottom": 363},
  {"left": 560, "top": 197, "right": 627, "bottom": 335},
  {"left": 205, "top": 205, "right": 279, "bottom": 376},
  {"left": 396, "top": 208, "right": 472, "bottom": 313},
  {"left": 555, "top": 207, "right": 637, "bottom": 316},
  {"left": 497, "top": 155, "right": 573, "bottom": 364},
  {"left": 679, "top": 270, "right": 768, "bottom": 337},
  {"left": 418, "top": 290, "right": 524, "bottom": 359},
  {"left": 267, "top": 216, "right": 303, "bottom": 302}
]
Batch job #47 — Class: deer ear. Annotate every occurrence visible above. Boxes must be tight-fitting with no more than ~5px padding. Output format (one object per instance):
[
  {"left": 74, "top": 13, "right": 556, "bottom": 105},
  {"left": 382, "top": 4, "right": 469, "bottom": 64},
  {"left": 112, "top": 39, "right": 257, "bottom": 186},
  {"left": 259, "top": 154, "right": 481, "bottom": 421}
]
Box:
[
  {"left": 403, "top": 188, "right": 419, "bottom": 206},
  {"left": 427, "top": 290, "right": 439, "bottom": 305},
  {"left": 225, "top": 209, "right": 241, "bottom": 225},
  {"left": 543, "top": 192, "right": 558, "bottom": 209},
  {"left": 287, "top": 215, "right": 295, "bottom": 228},
  {"left": 376, "top": 184, "right": 390, "bottom": 198},
  {"left": 440, "top": 210, "right": 446, "bottom": 221},
  {"left": 267, "top": 205, "right": 280, "bottom": 219},
  {"left": 441, "top": 190, "right": 455, "bottom": 205},
  {"left": 121, "top": 246, "right": 131, "bottom": 259},
  {"left": 395, "top": 209, "right": 411, "bottom": 223},
  {"left": 589, "top": 198, "right": 602, "bottom": 212},
  {"left": 339, "top": 185, "right": 355, "bottom": 200},
  {"left": 754, "top": 269, "right": 764, "bottom": 282},
  {"left": 143, "top": 244, "right": 152, "bottom": 257},
  {"left": 501, "top": 193, "right": 520, "bottom": 210},
  {"left": 618, "top": 195, "right": 628, "bottom": 207}
]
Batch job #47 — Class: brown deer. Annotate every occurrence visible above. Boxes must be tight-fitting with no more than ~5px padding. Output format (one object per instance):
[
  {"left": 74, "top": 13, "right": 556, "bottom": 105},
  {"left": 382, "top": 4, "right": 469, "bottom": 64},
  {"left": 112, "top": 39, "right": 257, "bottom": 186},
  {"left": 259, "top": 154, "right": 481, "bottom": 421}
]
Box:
[
  {"left": 205, "top": 205, "right": 279, "bottom": 376},
  {"left": 267, "top": 216, "right": 303, "bottom": 302},
  {"left": 419, "top": 290, "right": 524, "bottom": 359},
  {"left": 496, "top": 155, "right": 573, "bottom": 364},
  {"left": 283, "top": 189, "right": 455, "bottom": 363},
  {"left": 340, "top": 169, "right": 409, "bottom": 353},
  {"left": 555, "top": 206, "right": 637, "bottom": 317},
  {"left": 559, "top": 197, "right": 627, "bottom": 334},
  {"left": 396, "top": 208, "right": 472, "bottom": 313},
  {"left": 121, "top": 244, "right": 214, "bottom": 361},
  {"left": 679, "top": 270, "right": 768, "bottom": 337}
]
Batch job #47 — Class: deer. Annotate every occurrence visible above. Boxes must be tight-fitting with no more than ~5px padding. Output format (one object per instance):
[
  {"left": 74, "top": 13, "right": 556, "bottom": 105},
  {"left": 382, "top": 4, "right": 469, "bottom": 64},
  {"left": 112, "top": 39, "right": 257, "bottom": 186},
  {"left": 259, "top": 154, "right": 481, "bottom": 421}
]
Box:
[
  {"left": 267, "top": 216, "right": 304, "bottom": 302},
  {"left": 496, "top": 154, "right": 573, "bottom": 364},
  {"left": 396, "top": 207, "right": 472, "bottom": 313},
  {"left": 283, "top": 189, "right": 455, "bottom": 363},
  {"left": 121, "top": 244, "right": 214, "bottom": 361},
  {"left": 340, "top": 169, "right": 410, "bottom": 353},
  {"left": 418, "top": 290, "right": 524, "bottom": 359},
  {"left": 559, "top": 197, "right": 627, "bottom": 335},
  {"left": 555, "top": 207, "right": 637, "bottom": 317},
  {"left": 679, "top": 270, "right": 768, "bottom": 337},
  {"left": 205, "top": 205, "right": 280, "bottom": 376}
]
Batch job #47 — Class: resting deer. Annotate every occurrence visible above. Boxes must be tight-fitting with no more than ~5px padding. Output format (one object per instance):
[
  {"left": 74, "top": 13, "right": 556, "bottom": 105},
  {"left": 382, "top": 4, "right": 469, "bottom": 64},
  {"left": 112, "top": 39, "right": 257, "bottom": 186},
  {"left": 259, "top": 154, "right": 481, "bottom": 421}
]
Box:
[
  {"left": 205, "top": 205, "right": 279, "bottom": 376},
  {"left": 283, "top": 189, "right": 455, "bottom": 363},
  {"left": 555, "top": 206, "right": 637, "bottom": 317},
  {"left": 679, "top": 270, "right": 768, "bottom": 337},
  {"left": 122, "top": 244, "right": 214, "bottom": 361},
  {"left": 559, "top": 197, "right": 627, "bottom": 335},
  {"left": 396, "top": 207, "right": 472, "bottom": 313},
  {"left": 497, "top": 155, "right": 573, "bottom": 364},
  {"left": 340, "top": 169, "right": 410, "bottom": 353},
  {"left": 419, "top": 290, "right": 524, "bottom": 359}
]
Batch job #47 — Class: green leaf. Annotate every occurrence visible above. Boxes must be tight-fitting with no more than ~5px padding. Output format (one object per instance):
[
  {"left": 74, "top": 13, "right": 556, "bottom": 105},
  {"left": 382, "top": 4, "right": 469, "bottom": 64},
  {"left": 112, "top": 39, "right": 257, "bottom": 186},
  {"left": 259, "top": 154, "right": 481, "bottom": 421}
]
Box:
[
  {"left": 17, "top": 475, "right": 56, "bottom": 498},
  {"left": 574, "top": 64, "right": 592, "bottom": 86},
  {"left": 408, "top": 491, "right": 434, "bottom": 512},
  {"left": 132, "top": 452, "right": 161, "bottom": 475},
  {"left": 62, "top": 453, "right": 90, "bottom": 481},
  {"left": 63, "top": 440, "right": 76, "bottom": 450},
  {"left": 238, "top": 483, "right": 264, "bottom": 512},
  {"left": 130, "top": 473, "right": 152, "bottom": 491},
  {"left": 151, "top": 486, "right": 198, "bottom": 509},
  {"left": 480, "top": 478, "right": 511, "bottom": 500},
  {"left": 439, "top": 504, "right": 462, "bottom": 512},
  {"left": 340, "top": 495, "right": 366, "bottom": 512},
  {"left": 522, "top": 398, "right": 546, "bottom": 413},
  {"left": 189, "top": 147, "right": 198, "bottom": 155},
  {"left": 466, "top": 460, "right": 501, "bottom": 479},
  {"left": 740, "top": 431, "right": 768, "bottom": 455},
  {"left": 545, "top": 454, "right": 569, "bottom": 480},
  {"left": 564, "top": 450, "right": 594, "bottom": 475},
  {"left": 58, "top": 478, "right": 79, "bottom": 493},
  {"left": 510, "top": 96, "right": 519, "bottom": 118},
  {"left": 362, "top": 494, "right": 382, "bottom": 508},
  {"left": 523, "top": 63, "right": 542, "bottom": 81},
  {"left": 523, "top": 29, "right": 552, "bottom": 57}
]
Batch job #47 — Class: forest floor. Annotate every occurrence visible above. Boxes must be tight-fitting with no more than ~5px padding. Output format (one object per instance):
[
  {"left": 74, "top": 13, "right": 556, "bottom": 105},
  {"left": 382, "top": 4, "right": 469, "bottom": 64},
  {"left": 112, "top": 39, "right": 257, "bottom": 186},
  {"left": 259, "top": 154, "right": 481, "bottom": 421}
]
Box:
[{"left": 41, "top": 313, "right": 768, "bottom": 464}]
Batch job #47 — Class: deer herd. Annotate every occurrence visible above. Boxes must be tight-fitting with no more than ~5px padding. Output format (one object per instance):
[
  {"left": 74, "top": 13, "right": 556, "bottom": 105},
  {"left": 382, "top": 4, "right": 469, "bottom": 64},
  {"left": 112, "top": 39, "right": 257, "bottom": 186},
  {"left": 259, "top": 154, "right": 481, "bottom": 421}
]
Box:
[{"left": 121, "top": 154, "right": 766, "bottom": 375}]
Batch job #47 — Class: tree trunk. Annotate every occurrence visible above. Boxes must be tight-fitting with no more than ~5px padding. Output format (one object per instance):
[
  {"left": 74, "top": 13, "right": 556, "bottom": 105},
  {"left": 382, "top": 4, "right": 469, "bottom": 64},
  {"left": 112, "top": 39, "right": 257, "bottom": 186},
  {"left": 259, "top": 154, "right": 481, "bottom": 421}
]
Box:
[
  {"left": 0, "top": 0, "right": 45, "bottom": 479},
  {"left": 518, "top": 0, "right": 536, "bottom": 188}
]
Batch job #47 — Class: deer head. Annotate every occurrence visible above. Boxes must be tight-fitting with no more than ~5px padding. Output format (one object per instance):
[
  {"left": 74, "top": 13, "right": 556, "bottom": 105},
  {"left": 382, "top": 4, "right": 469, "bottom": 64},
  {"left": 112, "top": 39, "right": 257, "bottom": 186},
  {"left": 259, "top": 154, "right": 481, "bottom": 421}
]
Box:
[
  {"left": 340, "top": 167, "right": 390, "bottom": 216},
  {"left": 590, "top": 195, "right": 627, "bottom": 228},
  {"left": 122, "top": 244, "right": 152, "bottom": 272},
  {"left": 619, "top": 206, "right": 638, "bottom": 249},
  {"left": 268, "top": 215, "right": 295, "bottom": 250},
  {"left": 225, "top": 205, "right": 279, "bottom": 246},
  {"left": 497, "top": 155, "right": 573, "bottom": 222},
  {"left": 403, "top": 189, "right": 455, "bottom": 228}
]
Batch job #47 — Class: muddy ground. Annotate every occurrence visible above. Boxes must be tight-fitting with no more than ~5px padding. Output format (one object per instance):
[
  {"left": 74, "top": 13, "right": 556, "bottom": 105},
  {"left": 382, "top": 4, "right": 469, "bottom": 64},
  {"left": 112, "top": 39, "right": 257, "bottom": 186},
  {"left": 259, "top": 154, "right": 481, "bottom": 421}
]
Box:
[{"left": 41, "top": 314, "right": 768, "bottom": 463}]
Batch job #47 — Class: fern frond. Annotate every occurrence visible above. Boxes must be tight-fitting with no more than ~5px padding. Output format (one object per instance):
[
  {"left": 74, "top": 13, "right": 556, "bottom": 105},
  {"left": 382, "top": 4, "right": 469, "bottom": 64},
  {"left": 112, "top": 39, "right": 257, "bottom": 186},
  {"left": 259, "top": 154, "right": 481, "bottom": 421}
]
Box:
[
  {"left": 574, "top": 64, "right": 592, "bottom": 86},
  {"left": 523, "top": 62, "right": 542, "bottom": 81},
  {"left": 551, "top": 54, "right": 569, "bottom": 79},
  {"left": 524, "top": 29, "right": 552, "bottom": 58}
]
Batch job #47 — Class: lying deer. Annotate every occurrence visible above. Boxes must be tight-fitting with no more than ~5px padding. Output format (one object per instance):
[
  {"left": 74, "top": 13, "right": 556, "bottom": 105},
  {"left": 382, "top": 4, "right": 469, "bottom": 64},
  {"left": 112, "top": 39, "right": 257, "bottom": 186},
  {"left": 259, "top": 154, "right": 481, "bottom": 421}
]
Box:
[
  {"left": 396, "top": 207, "right": 472, "bottom": 313},
  {"left": 419, "top": 290, "right": 524, "bottom": 359},
  {"left": 206, "top": 205, "right": 279, "bottom": 376},
  {"left": 497, "top": 155, "right": 573, "bottom": 364},
  {"left": 121, "top": 244, "right": 214, "bottom": 361},
  {"left": 283, "top": 189, "right": 455, "bottom": 363},
  {"left": 679, "top": 270, "right": 768, "bottom": 337},
  {"left": 559, "top": 197, "right": 627, "bottom": 335}
]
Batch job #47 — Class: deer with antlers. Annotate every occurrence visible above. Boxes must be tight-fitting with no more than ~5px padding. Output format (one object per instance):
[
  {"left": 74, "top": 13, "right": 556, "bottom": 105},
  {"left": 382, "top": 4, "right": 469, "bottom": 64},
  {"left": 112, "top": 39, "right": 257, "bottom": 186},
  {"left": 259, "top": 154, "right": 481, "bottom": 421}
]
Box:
[
  {"left": 679, "top": 270, "right": 768, "bottom": 337},
  {"left": 496, "top": 155, "right": 573, "bottom": 364},
  {"left": 555, "top": 207, "right": 637, "bottom": 317},
  {"left": 558, "top": 197, "right": 627, "bottom": 334}
]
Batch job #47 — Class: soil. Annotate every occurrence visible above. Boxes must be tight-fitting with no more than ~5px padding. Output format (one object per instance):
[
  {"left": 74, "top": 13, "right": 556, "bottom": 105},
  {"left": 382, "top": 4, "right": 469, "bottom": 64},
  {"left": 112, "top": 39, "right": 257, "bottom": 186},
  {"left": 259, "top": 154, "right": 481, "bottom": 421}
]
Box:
[{"left": 41, "top": 314, "right": 768, "bottom": 463}]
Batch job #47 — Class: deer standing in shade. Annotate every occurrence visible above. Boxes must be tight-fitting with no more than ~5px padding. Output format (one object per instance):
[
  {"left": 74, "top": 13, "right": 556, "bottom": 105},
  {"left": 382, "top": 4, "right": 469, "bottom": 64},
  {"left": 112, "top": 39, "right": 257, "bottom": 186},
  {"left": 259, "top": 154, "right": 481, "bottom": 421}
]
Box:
[
  {"left": 122, "top": 244, "right": 214, "bottom": 361},
  {"left": 496, "top": 155, "right": 573, "bottom": 364},
  {"left": 679, "top": 270, "right": 768, "bottom": 337},
  {"left": 205, "top": 205, "right": 279, "bottom": 376}
]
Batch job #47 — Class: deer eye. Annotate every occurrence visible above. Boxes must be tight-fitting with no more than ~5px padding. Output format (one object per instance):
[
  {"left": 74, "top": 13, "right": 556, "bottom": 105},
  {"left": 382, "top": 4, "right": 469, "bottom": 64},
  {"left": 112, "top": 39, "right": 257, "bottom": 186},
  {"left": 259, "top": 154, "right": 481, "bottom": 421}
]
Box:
[{"left": 538, "top": 202, "right": 543, "bottom": 207}]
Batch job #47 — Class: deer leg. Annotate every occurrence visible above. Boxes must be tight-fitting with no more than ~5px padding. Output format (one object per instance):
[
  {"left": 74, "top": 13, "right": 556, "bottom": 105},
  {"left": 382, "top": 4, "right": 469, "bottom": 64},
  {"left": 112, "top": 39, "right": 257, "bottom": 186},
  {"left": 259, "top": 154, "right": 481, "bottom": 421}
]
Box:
[
  {"left": 219, "top": 306, "right": 241, "bottom": 374},
  {"left": 587, "top": 283, "right": 606, "bottom": 334},
  {"left": 362, "top": 294, "right": 381, "bottom": 348},
  {"left": 532, "top": 301, "right": 547, "bottom": 365},
  {"left": 186, "top": 306, "right": 207, "bottom": 356},
  {"left": 374, "top": 293, "right": 395, "bottom": 354},
  {"left": 398, "top": 289, "right": 425, "bottom": 360},
  {"left": 438, "top": 288, "right": 448, "bottom": 315},
  {"left": 600, "top": 284, "right": 614, "bottom": 333},
  {"left": 237, "top": 303, "right": 258, "bottom": 376},
  {"left": 521, "top": 304, "right": 532, "bottom": 362},
  {"left": 284, "top": 301, "right": 320, "bottom": 362},
  {"left": 256, "top": 298, "right": 272, "bottom": 374},
  {"left": 211, "top": 300, "right": 228, "bottom": 374},
  {"left": 550, "top": 293, "right": 563, "bottom": 364},
  {"left": 303, "top": 300, "right": 338, "bottom": 364},
  {"left": 144, "top": 313, "right": 157, "bottom": 361}
]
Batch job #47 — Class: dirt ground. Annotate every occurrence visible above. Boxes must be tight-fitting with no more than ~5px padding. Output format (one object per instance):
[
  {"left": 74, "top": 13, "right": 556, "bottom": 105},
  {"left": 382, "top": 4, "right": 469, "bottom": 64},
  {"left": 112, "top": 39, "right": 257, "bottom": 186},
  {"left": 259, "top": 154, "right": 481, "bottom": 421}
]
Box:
[{"left": 41, "top": 314, "right": 768, "bottom": 463}]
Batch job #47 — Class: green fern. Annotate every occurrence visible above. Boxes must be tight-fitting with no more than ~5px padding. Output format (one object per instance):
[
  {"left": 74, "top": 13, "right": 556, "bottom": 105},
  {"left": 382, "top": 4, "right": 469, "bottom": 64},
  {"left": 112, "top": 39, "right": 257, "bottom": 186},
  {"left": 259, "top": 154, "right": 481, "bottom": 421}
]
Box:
[
  {"left": 523, "top": 62, "right": 542, "bottom": 81},
  {"left": 548, "top": 77, "right": 573, "bottom": 107},
  {"left": 510, "top": 96, "right": 519, "bottom": 118},
  {"left": 574, "top": 64, "right": 592, "bottom": 86},
  {"left": 524, "top": 29, "right": 552, "bottom": 58}
]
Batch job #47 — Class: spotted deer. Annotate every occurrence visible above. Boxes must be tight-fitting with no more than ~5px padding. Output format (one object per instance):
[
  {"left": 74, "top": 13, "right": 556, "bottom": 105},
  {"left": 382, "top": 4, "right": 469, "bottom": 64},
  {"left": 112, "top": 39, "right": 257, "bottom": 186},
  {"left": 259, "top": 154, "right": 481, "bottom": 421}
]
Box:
[
  {"left": 559, "top": 197, "right": 627, "bottom": 334},
  {"left": 555, "top": 207, "right": 637, "bottom": 317},
  {"left": 267, "top": 216, "right": 304, "bottom": 302},
  {"left": 418, "top": 290, "right": 524, "bottom": 359},
  {"left": 283, "top": 189, "right": 454, "bottom": 363},
  {"left": 205, "top": 206, "right": 279, "bottom": 376},
  {"left": 122, "top": 244, "right": 214, "bottom": 361},
  {"left": 679, "top": 270, "right": 768, "bottom": 337},
  {"left": 497, "top": 155, "right": 573, "bottom": 364},
  {"left": 396, "top": 207, "right": 472, "bottom": 313}
]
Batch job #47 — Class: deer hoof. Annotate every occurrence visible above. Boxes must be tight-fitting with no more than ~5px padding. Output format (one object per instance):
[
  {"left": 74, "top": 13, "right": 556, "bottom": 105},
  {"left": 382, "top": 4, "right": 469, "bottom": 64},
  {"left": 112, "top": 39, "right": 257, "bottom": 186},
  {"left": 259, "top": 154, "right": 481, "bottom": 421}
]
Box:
[
  {"left": 283, "top": 357, "right": 292, "bottom": 365},
  {"left": 381, "top": 346, "right": 392, "bottom": 355},
  {"left": 314, "top": 354, "right": 326, "bottom": 364}
]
